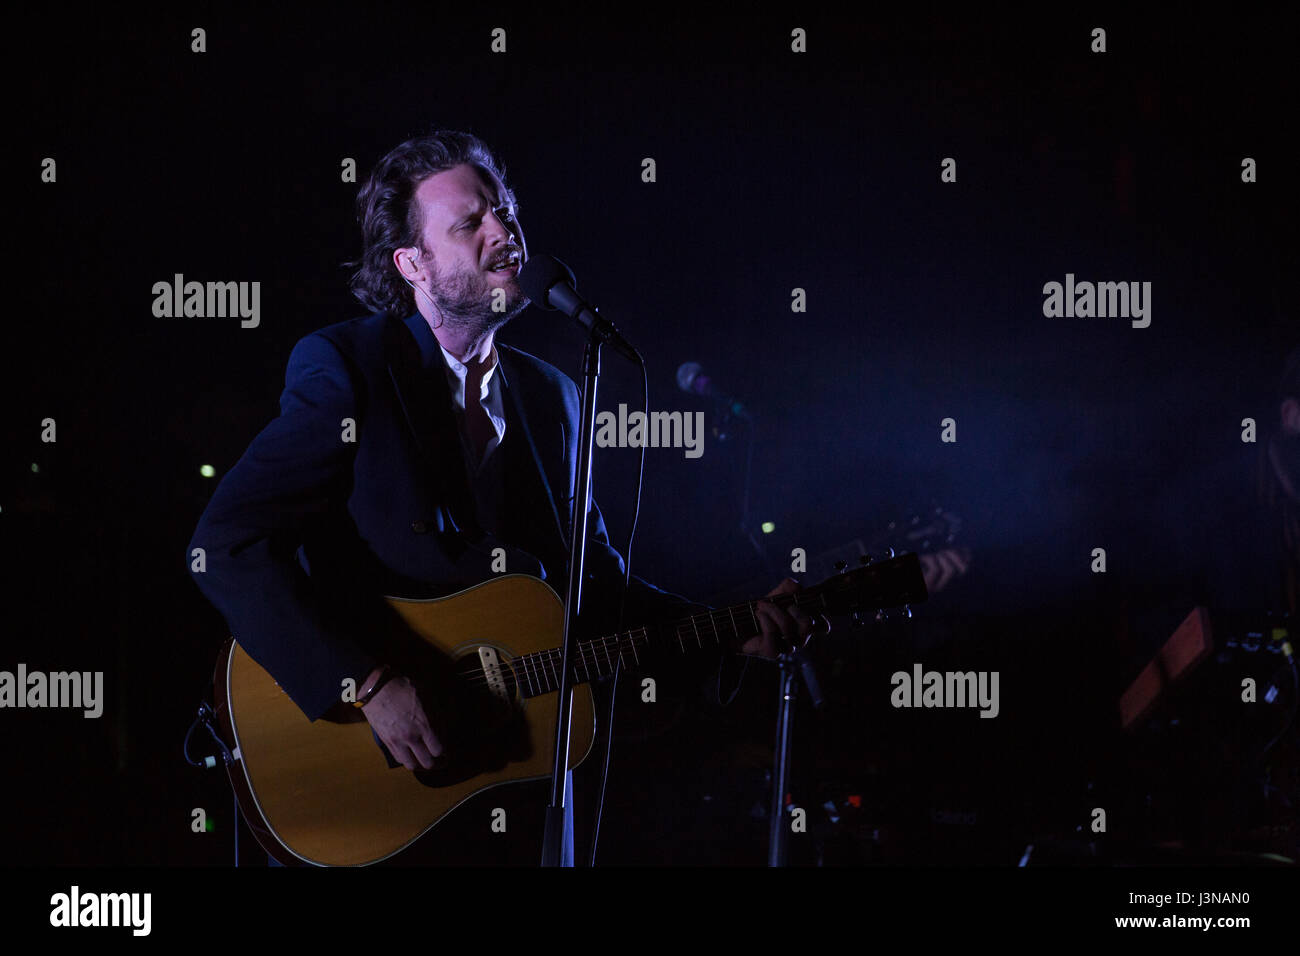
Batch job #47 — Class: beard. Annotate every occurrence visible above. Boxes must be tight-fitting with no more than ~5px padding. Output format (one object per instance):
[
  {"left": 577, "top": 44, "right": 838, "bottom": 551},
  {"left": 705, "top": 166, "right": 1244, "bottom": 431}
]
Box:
[{"left": 427, "top": 258, "right": 530, "bottom": 338}]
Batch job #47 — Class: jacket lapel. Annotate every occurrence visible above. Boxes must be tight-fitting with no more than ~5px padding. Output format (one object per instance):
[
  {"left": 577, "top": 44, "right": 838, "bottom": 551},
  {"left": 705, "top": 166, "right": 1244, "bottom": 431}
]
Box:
[
  {"left": 497, "top": 347, "right": 570, "bottom": 552},
  {"left": 383, "top": 314, "right": 480, "bottom": 538}
]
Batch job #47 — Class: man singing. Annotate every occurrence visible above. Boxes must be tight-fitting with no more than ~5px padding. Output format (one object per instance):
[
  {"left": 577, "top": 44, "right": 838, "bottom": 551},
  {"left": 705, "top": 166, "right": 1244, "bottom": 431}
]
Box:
[{"left": 188, "top": 129, "right": 809, "bottom": 863}]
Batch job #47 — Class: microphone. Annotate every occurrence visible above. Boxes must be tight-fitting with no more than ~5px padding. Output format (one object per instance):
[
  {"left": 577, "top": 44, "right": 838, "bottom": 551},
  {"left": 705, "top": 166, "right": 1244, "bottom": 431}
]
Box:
[
  {"left": 517, "top": 254, "right": 641, "bottom": 363},
  {"left": 676, "top": 361, "right": 752, "bottom": 420}
]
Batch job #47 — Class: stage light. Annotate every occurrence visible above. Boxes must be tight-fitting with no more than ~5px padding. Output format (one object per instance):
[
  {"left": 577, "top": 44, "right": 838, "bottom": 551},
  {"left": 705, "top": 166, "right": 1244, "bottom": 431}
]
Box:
[
  {"left": 200, "top": 465, "right": 215, "bottom": 478},
  {"left": 761, "top": 521, "right": 775, "bottom": 534}
]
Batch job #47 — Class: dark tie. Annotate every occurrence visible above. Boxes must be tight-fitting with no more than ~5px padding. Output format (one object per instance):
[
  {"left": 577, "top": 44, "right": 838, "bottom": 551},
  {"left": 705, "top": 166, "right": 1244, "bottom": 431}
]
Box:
[{"left": 463, "top": 364, "right": 495, "bottom": 468}]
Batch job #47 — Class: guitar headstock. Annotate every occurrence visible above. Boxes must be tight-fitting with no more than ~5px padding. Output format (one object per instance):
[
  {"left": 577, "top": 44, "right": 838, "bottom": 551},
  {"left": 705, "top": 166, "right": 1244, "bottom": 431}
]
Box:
[
  {"left": 865, "top": 504, "right": 964, "bottom": 558},
  {"left": 798, "top": 552, "right": 929, "bottom": 620}
]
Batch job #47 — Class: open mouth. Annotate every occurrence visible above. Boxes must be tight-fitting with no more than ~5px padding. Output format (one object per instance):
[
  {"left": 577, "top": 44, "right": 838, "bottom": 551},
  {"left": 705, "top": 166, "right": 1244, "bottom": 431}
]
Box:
[{"left": 487, "top": 253, "right": 521, "bottom": 274}]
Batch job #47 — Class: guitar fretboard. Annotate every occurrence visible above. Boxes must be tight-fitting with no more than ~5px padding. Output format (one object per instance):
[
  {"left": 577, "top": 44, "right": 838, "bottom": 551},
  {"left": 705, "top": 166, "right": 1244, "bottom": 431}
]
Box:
[{"left": 507, "top": 592, "right": 813, "bottom": 699}]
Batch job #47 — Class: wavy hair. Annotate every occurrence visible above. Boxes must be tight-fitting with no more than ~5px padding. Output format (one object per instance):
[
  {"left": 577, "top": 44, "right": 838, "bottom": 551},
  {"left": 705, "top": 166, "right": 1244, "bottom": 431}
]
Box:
[{"left": 347, "top": 130, "right": 510, "bottom": 316}]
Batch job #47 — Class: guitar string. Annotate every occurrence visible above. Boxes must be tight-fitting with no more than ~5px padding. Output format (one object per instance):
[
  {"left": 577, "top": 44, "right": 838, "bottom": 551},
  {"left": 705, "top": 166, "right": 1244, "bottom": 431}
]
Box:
[
  {"left": 452, "top": 597, "right": 778, "bottom": 693},
  {"left": 416, "top": 574, "right": 875, "bottom": 693},
  {"left": 448, "top": 586, "right": 851, "bottom": 695},
  {"left": 455, "top": 585, "right": 858, "bottom": 694}
]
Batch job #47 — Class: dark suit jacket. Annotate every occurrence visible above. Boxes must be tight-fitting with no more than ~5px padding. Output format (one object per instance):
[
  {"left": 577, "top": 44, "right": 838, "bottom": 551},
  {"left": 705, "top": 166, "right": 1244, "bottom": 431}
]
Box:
[{"left": 189, "top": 309, "right": 704, "bottom": 721}]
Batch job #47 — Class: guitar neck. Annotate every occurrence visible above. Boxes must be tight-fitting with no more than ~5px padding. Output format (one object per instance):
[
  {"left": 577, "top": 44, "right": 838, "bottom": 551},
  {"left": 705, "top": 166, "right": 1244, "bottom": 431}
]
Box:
[
  {"left": 511, "top": 591, "right": 811, "bottom": 699},
  {"left": 505, "top": 553, "right": 925, "bottom": 700}
]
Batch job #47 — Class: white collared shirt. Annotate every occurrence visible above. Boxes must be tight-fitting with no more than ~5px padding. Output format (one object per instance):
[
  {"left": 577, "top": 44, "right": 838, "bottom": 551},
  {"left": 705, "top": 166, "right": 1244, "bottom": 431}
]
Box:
[{"left": 438, "top": 343, "right": 506, "bottom": 467}]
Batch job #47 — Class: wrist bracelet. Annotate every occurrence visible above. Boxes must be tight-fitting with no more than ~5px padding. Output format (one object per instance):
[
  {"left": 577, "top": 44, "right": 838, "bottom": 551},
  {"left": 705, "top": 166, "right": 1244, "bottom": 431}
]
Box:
[{"left": 354, "top": 666, "right": 393, "bottom": 708}]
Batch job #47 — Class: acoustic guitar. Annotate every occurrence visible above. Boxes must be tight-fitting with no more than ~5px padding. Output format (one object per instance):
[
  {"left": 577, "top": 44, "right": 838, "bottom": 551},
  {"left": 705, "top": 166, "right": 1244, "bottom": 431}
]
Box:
[{"left": 214, "top": 554, "right": 926, "bottom": 865}]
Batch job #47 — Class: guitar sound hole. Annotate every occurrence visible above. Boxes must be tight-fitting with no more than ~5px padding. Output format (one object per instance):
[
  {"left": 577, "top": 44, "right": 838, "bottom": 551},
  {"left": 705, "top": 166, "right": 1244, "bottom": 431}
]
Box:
[
  {"left": 408, "top": 649, "right": 531, "bottom": 788},
  {"left": 452, "top": 650, "right": 520, "bottom": 724}
]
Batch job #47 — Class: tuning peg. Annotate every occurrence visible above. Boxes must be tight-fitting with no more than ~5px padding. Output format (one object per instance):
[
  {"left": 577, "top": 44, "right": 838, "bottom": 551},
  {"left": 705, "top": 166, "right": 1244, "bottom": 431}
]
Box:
[
  {"left": 850, "top": 609, "right": 866, "bottom": 628},
  {"left": 877, "top": 605, "right": 913, "bottom": 623},
  {"left": 858, "top": 554, "right": 871, "bottom": 565},
  {"left": 834, "top": 560, "right": 848, "bottom": 573}
]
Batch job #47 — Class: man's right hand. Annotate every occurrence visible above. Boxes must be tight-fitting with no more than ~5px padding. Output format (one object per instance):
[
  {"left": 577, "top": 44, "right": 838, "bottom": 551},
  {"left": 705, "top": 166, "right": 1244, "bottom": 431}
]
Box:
[{"left": 359, "top": 673, "right": 445, "bottom": 770}]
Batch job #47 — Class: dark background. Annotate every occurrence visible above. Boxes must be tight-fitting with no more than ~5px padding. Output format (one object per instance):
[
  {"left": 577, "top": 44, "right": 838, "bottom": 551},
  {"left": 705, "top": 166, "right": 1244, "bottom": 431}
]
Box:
[{"left": 4, "top": 7, "right": 1296, "bottom": 865}]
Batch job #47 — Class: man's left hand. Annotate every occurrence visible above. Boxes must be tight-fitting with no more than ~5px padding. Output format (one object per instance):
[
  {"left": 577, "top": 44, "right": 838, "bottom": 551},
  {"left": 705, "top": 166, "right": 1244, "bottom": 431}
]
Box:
[{"left": 742, "top": 578, "right": 815, "bottom": 658}]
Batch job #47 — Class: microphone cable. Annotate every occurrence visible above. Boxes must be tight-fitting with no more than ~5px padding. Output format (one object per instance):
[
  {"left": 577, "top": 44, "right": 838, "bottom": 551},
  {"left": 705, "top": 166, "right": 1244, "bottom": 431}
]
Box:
[
  {"left": 183, "top": 697, "right": 242, "bottom": 865},
  {"left": 588, "top": 348, "right": 648, "bottom": 866}
]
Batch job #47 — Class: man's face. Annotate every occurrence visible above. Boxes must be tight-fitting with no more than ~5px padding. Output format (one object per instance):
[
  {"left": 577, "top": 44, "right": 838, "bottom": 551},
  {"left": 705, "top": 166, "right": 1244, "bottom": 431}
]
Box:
[{"left": 409, "top": 162, "right": 529, "bottom": 333}]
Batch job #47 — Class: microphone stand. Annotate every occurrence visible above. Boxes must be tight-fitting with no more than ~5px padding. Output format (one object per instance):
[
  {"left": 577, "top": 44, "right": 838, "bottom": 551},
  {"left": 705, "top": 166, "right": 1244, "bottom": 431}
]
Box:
[
  {"left": 767, "top": 641, "right": 824, "bottom": 866},
  {"left": 540, "top": 335, "right": 604, "bottom": 867}
]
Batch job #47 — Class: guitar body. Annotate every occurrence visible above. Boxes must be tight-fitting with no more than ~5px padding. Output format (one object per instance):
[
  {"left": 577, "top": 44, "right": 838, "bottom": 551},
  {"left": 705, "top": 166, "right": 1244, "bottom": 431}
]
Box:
[
  {"left": 217, "top": 574, "right": 595, "bottom": 866},
  {"left": 212, "top": 552, "right": 927, "bottom": 866}
]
